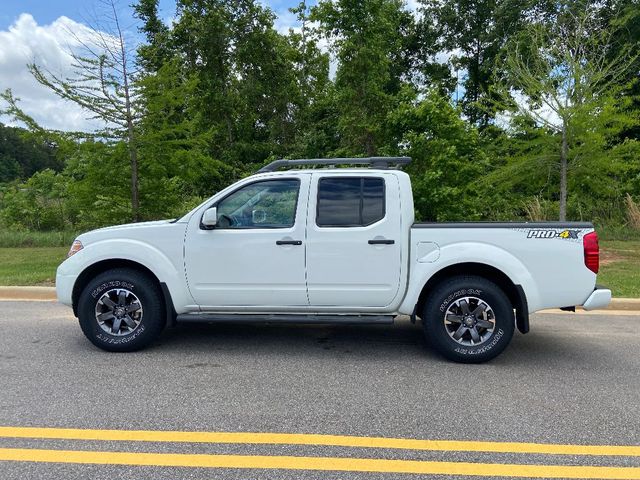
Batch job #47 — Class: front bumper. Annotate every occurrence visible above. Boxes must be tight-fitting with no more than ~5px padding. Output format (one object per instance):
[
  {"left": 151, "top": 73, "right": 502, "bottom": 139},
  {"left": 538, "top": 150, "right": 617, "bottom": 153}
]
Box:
[
  {"left": 582, "top": 287, "right": 612, "bottom": 311},
  {"left": 55, "top": 269, "right": 77, "bottom": 307}
]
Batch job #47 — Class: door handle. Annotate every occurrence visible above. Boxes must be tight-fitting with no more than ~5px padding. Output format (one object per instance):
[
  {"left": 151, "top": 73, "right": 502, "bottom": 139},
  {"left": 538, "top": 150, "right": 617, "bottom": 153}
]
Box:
[
  {"left": 368, "top": 239, "right": 395, "bottom": 245},
  {"left": 276, "top": 240, "right": 302, "bottom": 246}
]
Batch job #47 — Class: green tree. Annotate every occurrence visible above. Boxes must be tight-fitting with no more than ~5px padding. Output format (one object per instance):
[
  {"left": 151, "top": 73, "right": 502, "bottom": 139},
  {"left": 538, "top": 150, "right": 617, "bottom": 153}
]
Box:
[
  {"left": 134, "top": 0, "right": 221, "bottom": 210},
  {"left": 28, "top": 0, "right": 142, "bottom": 220},
  {"left": 389, "top": 88, "right": 488, "bottom": 220},
  {"left": 311, "top": 0, "right": 416, "bottom": 156},
  {"left": 0, "top": 123, "right": 62, "bottom": 182},
  {"left": 1, "top": 169, "right": 71, "bottom": 230},
  {"left": 493, "top": 2, "right": 639, "bottom": 220},
  {"left": 280, "top": 1, "right": 335, "bottom": 158},
  {"left": 62, "top": 140, "right": 135, "bottom": 228},
  {"left": 602, "top": 0, "right": 640, "bottom": 142},
  {"left": 476, "top": 100, "right": 640, "bottom": 224},
  {"left": 418, "top": 0, "right": 548, "bottom": 125},
  {"left": 170, "top": 0, "right": 306, "bottom": 169},
  {"left": 0, "top": 89, "right": 72, "bottom": 182},
  {"left": 134, "top": 0, "right": 173, "bottom": 72}
]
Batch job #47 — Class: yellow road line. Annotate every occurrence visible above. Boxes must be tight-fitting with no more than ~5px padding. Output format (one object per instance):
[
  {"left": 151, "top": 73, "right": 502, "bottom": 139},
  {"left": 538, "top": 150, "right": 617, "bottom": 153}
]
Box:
[
  {"left": 0, "top": 426, "right": 638, "bottom": 457},
  {"left": 1, "top": 448, "right": 640, "bottom": 479}
]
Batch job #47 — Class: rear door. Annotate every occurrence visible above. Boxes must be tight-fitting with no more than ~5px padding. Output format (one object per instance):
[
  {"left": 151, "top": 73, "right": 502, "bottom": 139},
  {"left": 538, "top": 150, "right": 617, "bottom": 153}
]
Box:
[{"left": 305, "top": 172, "right": 403, "bottom": 307}]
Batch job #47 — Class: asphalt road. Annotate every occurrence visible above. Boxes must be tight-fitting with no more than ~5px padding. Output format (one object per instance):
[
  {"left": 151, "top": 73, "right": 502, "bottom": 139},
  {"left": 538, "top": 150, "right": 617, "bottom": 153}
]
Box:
[{"left": 0, "top": 301, "right": 639, "bottom": 479}]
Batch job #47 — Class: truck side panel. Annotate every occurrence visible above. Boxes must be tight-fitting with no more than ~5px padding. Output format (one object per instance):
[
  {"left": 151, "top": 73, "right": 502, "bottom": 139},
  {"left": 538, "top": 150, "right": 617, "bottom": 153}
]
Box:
[{"left": 400, "top": 225, "right": 596, "bottom": 315}]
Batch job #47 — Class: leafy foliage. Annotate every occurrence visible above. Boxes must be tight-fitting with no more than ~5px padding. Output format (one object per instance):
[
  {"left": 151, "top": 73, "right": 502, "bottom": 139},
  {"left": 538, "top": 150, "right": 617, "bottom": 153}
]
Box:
[
  {"left": 390, "top": 89, "right": 488, "bottom": 220},
  {"left": 311, "top": 0, "right": 415, "bottom": 155},
  {"left": 0, "top": 0, "right": 638, "bottom": 233},
  {"left": 0, "top": 123, "right": 62, "bottom": 182},
  {"left": 1, "top": 169, "right": 70, "bottom": 230}
]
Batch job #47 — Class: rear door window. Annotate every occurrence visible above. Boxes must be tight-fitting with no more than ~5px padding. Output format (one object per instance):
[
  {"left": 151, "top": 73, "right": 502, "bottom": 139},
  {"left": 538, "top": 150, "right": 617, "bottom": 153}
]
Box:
[{"left": 316, "top": 177, "right": 385, "bottom": 227}]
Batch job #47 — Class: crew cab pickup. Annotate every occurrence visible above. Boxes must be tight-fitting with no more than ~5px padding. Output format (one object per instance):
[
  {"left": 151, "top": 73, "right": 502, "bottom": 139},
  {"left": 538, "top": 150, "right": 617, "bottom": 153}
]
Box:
[{"left": 56, "top": 157, "right": 611, "bottom": 362}]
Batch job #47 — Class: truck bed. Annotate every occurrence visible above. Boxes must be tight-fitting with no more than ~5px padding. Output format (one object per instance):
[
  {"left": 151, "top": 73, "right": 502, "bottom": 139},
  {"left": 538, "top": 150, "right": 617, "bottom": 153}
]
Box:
[{"left": 407, "top": 221, "right": 597, "bottom": 313}]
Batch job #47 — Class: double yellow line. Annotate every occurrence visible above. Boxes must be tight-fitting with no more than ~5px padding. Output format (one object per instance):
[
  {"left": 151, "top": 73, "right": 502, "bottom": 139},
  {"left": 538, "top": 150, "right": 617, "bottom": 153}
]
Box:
[{"left": 1, "top": 426, "right": 639, "bottom": 478}]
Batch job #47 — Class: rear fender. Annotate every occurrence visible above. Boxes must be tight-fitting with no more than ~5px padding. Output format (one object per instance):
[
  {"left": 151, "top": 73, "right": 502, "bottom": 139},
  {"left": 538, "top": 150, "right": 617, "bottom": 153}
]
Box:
[{"left": 399, "top": 242, "right": 540, "bottom": 316}]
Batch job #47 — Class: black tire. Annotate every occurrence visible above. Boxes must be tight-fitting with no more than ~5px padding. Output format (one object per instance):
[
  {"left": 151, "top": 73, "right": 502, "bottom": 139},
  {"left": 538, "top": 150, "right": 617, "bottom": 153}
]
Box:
[
  {"left": 77, "top": 268, "right": 165, "bottom": 352},
  {"left": 422, "top": 275, "right": 514, "bottom": 363}
]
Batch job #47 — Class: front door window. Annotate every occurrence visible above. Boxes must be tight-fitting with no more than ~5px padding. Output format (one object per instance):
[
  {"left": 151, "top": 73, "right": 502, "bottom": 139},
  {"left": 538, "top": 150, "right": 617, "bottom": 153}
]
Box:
[{"left": 216, "top": 179, "right": 300, "bottom": 229}]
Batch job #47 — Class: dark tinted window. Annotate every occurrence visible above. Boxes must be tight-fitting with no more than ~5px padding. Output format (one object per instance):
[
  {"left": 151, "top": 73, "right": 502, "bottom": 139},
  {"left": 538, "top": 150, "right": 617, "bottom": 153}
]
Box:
[
  {"left": 362, "top": 178, "right": 385, "bottom": 225},
  {"left": 316, "top": 177, "right": 385, "bottom": 227}
]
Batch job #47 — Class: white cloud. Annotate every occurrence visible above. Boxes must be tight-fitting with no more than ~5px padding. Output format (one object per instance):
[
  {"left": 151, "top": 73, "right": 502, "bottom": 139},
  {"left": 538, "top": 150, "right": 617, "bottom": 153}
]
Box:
[
  {"left": 273, "top": 9, "right": 300, "bottom": 35},
  {"left": 405, "top": 0, "right": 420, "bottom": 14},
  {"left": 495, "top": 89, "right": 562, "bottom": 131},
  {"left": 0, "top": 14, "right": 111, "bottom": 132}
]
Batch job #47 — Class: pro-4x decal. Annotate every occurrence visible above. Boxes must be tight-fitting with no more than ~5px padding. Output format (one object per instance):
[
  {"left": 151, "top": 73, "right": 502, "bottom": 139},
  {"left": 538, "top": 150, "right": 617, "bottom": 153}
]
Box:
[{"left": 527, "top": 229, "right": 581, "bottom": 239}]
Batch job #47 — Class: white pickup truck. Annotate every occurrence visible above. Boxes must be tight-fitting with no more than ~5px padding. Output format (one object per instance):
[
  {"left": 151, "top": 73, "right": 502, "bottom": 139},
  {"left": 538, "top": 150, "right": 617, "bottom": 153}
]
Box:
[{"left": 56, "top": 157, "right": 611, "bottom": 362}]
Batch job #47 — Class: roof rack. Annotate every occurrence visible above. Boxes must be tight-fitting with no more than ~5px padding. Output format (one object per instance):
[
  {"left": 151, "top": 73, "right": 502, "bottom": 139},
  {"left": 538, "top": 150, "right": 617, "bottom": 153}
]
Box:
[{"left": 258, "top": 156, "right": 411, "bottom": 173}]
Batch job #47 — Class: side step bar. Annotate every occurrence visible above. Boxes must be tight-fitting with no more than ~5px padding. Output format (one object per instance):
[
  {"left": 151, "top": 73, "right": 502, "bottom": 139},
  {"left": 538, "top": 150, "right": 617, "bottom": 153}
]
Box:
[{"left": 176, "top": 313, "right": 395, "bottom": 325}]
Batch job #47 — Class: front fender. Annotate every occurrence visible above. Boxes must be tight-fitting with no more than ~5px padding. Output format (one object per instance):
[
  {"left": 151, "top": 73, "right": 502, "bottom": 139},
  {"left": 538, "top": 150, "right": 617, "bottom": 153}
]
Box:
[
  {"left": 398, "top": 242, "right": 541, "bottom": 315},
  {"left": 56, "top": 239, "right": 195, "bottom": 314}
]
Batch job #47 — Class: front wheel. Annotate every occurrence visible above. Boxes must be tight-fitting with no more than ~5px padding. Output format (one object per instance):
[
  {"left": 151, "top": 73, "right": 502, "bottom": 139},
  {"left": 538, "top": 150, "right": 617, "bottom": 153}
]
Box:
[
  {"left": 422, "top": 276, "right": 515, "bottom": 363},
  {"left": 77, "top": 268, "right": 165, "bottom": 352}
]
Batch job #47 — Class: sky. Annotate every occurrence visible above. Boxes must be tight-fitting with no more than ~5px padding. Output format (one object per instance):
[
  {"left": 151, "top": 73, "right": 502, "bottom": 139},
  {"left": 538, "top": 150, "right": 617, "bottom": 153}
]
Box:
[{"left": 0, "top": 0, "right": 306, "bottom": 132}]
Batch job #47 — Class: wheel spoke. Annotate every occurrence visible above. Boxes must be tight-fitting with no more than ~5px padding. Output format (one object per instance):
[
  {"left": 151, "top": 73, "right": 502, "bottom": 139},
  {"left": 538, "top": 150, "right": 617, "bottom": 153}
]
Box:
[
  {"left": 101, "top": 297, "right": 116, "bottom": 309},
  {"left": 96, "top": 311, "right": 115, "bottom": 322},
  {"left": 472, "top": 303, "right": 487, "bottom": 317},
  {"left": 125, "top": 302, "right": 141, "bottom": 313},
  {"left": 446, "top": 314, "right": 463, "bottom": 324},
  {"left": 122, "top": 314, "right": 137, "bottom": 328},
  {"left": 118, "top": 290, "right": 126, "bottom": 305},
  {"left": 111, "top": 317, "right": 122, "bottom": 334},
  {"left": 469, "top": 327, "right": 481, "bottom": 343},
  {"left": 477, "top": 319, "right": 494, "bottom": 329},
  {"left": 459, "top": 299, "right": 471, "bottom": 315},
  {"left": 452, "top": 324, "right": 467, "bottom": 340}
]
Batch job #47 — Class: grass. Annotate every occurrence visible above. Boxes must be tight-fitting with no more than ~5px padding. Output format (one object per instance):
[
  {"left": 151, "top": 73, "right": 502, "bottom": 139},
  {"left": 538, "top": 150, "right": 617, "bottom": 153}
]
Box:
[
  {"left": 598, "top": 240, "right": 640, "bottom": 298},
  {"left": 595, "top": 222, "right": 640, "bottom": 241},
  {"left": 0, "top": 230, "right": 79, "bottom": 248},
  {"left": 0, "top": 240, "right": 637, "bottom": 298},
  {"left": 0, "top": 247, "right": 68, "bottom": 286}
]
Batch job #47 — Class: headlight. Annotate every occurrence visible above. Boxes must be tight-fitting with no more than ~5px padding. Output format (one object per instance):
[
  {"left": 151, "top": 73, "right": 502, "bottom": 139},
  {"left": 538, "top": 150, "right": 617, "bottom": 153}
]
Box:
[{"left": 67, "top": 240, "right": 83, "bottom": 257}]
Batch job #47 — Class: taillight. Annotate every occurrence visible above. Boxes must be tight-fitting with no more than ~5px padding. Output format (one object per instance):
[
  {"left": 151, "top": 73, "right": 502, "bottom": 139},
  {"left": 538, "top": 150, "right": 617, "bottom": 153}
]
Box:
[{"left": 583, "top": 231, "right": 599, "bottom": 274}]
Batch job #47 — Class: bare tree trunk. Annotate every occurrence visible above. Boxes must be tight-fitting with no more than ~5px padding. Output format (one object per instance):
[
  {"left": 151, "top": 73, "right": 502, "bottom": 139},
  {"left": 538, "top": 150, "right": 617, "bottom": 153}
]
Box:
[
  {"left": 364, "top": 132, "right": 375, "bottom": 157},
  {"left": 559, "top": 123, "right": 568, "bottom": 221},
  {"left": 127, "top": 122, "right": 139, "bottom": 222},
  {"left": 226, "top": 117, "right": 234, "bottom": 144},
  {"left": 113, "top": 0, "right": 139, "bottom": 222}
]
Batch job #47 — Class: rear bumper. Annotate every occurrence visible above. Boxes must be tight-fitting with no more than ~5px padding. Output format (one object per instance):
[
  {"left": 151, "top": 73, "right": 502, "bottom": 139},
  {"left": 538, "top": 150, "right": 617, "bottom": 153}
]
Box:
[{"left": 582, "top": 287, "right": 612, "bottom": 311}]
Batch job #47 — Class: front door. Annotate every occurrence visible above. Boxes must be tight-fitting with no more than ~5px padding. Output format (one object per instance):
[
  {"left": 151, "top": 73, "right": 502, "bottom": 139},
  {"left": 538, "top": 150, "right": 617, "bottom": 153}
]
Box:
[
  {"left": 185, "top": 175, "right": 310, "bottom": 309},
  {"left": 305, "top": 173, "right": 403, "bottom": 307}
]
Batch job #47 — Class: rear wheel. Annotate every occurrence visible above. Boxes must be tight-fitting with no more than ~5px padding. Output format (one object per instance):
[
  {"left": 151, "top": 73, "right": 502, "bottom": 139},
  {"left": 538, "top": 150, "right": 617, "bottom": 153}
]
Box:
[
  {"left": 77, "top": 268, "right": 165, "bottom": 352},
  {"left": 422, "top": 276, "right": 514, "bottom": 363}
]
